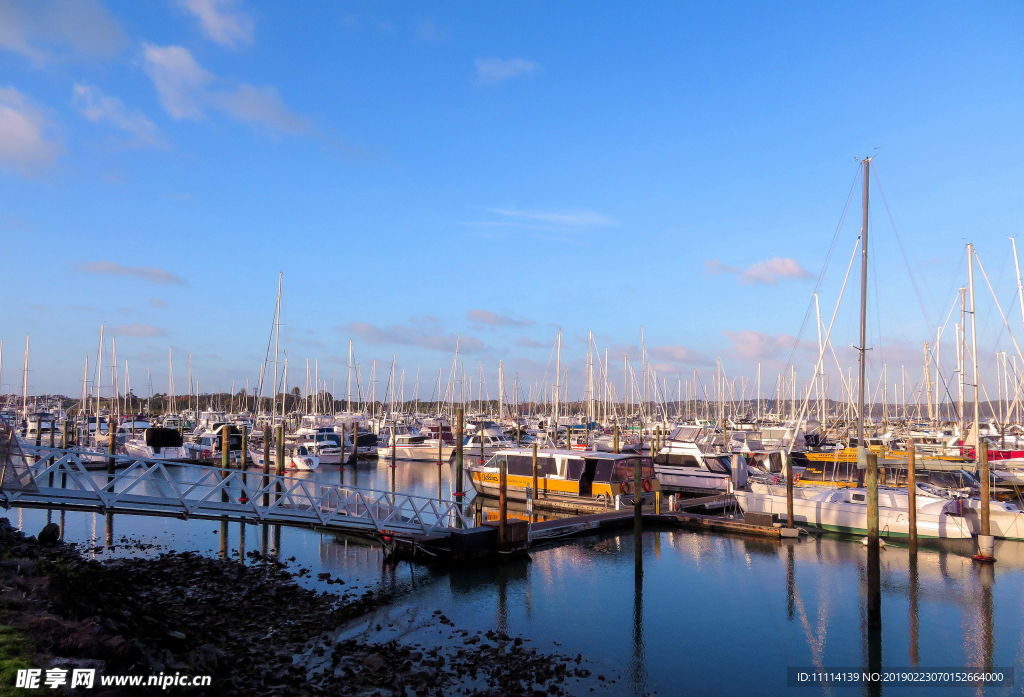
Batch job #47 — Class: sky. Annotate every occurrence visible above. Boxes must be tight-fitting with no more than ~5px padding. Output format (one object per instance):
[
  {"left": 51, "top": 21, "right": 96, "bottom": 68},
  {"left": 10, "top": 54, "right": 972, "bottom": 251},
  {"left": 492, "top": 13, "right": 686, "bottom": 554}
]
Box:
[{"left": 1, "top": 0, "right": 1023, "bottom": 408}]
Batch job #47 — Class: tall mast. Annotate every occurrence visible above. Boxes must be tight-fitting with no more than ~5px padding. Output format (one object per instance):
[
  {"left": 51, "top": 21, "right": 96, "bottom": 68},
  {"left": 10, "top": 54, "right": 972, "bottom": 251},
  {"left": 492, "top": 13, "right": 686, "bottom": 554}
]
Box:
[
  {"left": 347, "top": 339, "right": 353, "bottom": 412},
  {"left": 968, "top": 243, "right": 980, "bottom": 448},
  {"left": 272, "top": 271, "right": 282, "bottom": 420},
  {"left": 554, "top": 330, "right": 561, "bottom": 439},
  {"left": 856, "top": 157, "right": 871, "bottom": 445},
  {"left": 21, "top": 334, "right": 29, "bottom": 418}
]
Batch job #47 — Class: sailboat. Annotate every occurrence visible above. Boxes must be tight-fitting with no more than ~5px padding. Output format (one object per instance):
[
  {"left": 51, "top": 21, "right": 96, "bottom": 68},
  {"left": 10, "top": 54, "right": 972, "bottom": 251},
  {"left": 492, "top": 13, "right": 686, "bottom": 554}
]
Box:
[{"left": 735, "top": 157, "right": 974, "bottom": 538}]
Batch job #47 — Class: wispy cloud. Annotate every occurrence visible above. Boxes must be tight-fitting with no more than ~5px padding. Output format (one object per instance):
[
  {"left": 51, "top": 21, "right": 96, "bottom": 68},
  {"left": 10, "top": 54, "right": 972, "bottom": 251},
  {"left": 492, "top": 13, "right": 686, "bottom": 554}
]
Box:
[
  {"left": 72, "top": 83, "right": 164, "bottom": 147},
  {"left": 465, "top": 207, "right": 614, "bottom": 235},
  {"left": 648, "top": 345, "right": 708, "bottom": 365},
  {"left": 147, "top": 297, "right": 167, "bottom": 308},
  {"left": 2, "top": 213, "right": 33, "bottom": 230},
  {"left": 339, "top": 320, "right": 483, "bottom": 353},
  {"left": 112, "top": 323, "right": 167, "bottom": 338},
  {"left": 0, "top": 86, "right": 63, "bottom": 176},
  {"left": 179, "top": 0, "right": 254, "bottom": 48},
  {"left": 415, "top": 20, "right": 447, "bottom": 43},
  {"left": 0, "top": 0, "right": 126, "bottom": 66},
  {"left": 476, "top": 58, "right": 537, "bottom": 83},
  {"left": 75, "top": 261, "right": 187, "bottom": 286},
  {"left": 515, "top": 337, "right": 544, "bottom": 348},
  {"left": 142, "top": 44, "right": 309, "bottom": 133},
  {"left": 467, "top": 309, "right": 535, "bottom": 328},
  {"left": 704, "top": 257, "right": 812, "bottom": 285}
]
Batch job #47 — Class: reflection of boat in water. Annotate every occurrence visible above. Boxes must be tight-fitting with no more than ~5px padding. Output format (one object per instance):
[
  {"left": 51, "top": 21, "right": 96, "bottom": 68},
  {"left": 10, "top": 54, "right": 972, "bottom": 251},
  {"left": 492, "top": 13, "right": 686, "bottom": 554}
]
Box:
[
  {"left": 735, "top": 481, "right": 972, "bottom": 538},
  {"left": 464, "top": 448, "right": 659, "bottom": 505}
]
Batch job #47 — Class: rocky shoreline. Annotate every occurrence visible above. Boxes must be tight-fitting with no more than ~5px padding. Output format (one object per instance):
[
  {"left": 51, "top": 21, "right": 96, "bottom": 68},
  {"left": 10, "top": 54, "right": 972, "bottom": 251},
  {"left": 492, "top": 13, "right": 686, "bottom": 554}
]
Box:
[{"left": 0, "top": 519, "right": 608, "bottom": 696}]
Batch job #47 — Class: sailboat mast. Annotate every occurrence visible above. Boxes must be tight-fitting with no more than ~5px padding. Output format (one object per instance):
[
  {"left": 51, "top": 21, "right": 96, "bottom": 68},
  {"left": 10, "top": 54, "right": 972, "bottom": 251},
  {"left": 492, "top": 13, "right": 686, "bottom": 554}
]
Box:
[
  {"left": 968, "top": 243, "right": 980, "bottom": 448},
  {"left": 857, "top": 157, "right": 871, "bottom": 445}
]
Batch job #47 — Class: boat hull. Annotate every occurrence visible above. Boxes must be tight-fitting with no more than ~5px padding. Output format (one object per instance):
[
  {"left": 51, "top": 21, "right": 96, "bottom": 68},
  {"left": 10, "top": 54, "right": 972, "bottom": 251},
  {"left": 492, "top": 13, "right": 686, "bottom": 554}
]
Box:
[{"left": 734, "top": 489, "right": 972, "bottom": 539}]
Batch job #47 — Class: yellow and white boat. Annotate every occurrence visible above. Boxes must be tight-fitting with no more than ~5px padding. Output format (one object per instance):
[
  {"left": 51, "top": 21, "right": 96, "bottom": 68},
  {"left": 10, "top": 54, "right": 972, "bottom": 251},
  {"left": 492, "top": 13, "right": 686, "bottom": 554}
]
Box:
[{"left": 463, "top": 448, "right": 660, "bottom": 505}]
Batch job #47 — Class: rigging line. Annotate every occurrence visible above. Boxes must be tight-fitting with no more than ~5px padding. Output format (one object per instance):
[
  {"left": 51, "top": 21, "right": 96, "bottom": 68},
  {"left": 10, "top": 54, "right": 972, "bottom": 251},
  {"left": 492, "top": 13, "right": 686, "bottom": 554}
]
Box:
[
  {"left": 974, "top": 249, "right": 1024, "bottom": 366},
  {"left": 871, "top": 164, "right": 932, "bottom": 329},
  {"left": 780, "top": 163, "right": 863, "bottom": 376}
]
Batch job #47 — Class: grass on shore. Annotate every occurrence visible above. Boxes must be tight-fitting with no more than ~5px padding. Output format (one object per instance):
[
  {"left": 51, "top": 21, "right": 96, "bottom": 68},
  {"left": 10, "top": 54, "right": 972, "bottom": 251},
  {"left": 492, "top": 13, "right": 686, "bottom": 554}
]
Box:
[{"left": 0, "top": 622, "right": 37, "bottom": 696}]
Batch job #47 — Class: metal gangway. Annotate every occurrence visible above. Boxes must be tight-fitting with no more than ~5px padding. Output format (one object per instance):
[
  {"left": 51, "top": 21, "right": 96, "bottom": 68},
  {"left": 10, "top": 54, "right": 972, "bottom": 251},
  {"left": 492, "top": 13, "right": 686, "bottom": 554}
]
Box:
[{"left": 0, "top": 444, "right": 474, "bottom": 537}]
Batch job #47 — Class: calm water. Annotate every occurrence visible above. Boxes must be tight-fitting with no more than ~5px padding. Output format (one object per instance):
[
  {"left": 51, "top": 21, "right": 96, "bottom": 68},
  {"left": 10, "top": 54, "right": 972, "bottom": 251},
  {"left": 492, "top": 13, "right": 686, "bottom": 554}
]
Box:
[{"left": 6, "top": 457, "right": 1024, "bottom": 696}]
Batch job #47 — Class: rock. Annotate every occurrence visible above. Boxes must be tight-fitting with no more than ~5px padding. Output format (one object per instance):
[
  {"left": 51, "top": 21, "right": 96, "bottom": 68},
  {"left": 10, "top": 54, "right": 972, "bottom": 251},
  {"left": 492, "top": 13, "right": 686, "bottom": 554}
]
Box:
[
  {"left": 38, "top": 523, "right": 60, "bottom": 545},
  {"left": 167, "top": 630, "right": 186, "bottom": 640},
  {"left": 362, "top": 653, "right": 385, "bottom": 670}
]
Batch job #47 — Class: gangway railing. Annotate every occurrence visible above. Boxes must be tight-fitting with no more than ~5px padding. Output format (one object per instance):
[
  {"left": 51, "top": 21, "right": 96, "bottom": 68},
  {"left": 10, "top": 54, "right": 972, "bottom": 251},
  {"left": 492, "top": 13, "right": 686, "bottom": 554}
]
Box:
[{"left": 1, "top": 445, "right": 473, "bottom": 536}]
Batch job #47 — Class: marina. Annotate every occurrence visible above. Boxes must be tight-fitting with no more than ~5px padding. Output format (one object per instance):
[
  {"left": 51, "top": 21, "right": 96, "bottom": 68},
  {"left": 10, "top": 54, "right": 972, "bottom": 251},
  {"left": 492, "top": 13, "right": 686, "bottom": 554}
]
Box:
[{"left": 2, "top": 2, "right": 1022, "bottom": 694}]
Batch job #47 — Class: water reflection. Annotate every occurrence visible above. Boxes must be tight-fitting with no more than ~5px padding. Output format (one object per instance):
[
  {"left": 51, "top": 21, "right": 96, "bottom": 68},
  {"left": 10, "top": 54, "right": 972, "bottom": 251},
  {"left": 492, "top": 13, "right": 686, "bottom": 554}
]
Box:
[{"left": 6, "top": 503, "right": 1024, "bottom": 696}]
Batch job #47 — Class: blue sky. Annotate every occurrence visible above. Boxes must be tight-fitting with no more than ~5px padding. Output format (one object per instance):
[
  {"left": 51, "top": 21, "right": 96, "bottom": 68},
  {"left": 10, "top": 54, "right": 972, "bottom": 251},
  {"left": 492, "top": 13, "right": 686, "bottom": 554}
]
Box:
[{"left": 1, "top": 0, "right": 1023, "bottom": 406}]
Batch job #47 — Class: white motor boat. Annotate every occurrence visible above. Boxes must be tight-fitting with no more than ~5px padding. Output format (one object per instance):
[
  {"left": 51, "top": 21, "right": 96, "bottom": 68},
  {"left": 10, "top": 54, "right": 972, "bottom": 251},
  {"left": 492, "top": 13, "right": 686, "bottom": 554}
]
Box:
[
  {"left": 123, "top": 427, "right": 189, "bottom": 462},
  {"left": 248, "top": 443, "right": 319, "bottom": 470},
  {"left": 735, "top": 481, "right": 972, "bottom": 539}
]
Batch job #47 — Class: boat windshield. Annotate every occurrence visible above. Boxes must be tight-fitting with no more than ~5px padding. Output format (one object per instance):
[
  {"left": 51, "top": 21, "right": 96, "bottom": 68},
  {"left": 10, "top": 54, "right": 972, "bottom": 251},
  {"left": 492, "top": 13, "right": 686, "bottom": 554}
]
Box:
[{"left": 610, "top": 458, "right": 655, "bottom": 481}]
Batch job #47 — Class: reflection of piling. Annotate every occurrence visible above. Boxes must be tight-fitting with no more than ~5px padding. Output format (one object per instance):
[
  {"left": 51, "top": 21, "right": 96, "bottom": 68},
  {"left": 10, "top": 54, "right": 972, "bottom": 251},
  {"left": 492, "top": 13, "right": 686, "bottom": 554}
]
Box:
[
  {"left": 238, "top": 521, "right": 245, "bottom": 564},
  {"left": 221, "top": 428, "right": 230, "bottom": 503},
  {"left": 272, "top": 524, "right": 281, "bottom": 558},
  {"left": 979, "top": 562, "right": 994, "bottom": 671},
  {"left": 909, "top": 550, "right": 920, "bottom": 666},
  {"left": 630, "top": 530, "right": 646, "bottom": 694},
  {"left": 105, "top": 512, "right": 113, "bottom": 547},
  {"left": 786, "top": 543, "right": 795, "bottom": 620},
  {"left": 261, "top": 523, "right": 268, "bottom": 556},
  {"left": 907, "top": 439, "right": 918, "bottom": 554}
]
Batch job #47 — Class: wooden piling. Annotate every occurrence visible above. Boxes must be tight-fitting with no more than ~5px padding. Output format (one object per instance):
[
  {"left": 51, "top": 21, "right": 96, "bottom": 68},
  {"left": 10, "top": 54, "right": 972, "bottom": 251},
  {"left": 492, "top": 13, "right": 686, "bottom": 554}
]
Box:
[
  {"left": 614, "top": 424, "right": 619, "bottom": 454},
  {"left": 262, "top": 426, "right": 270, "bottom": 507},
  {"left": 240, "top": 424, "right": 248, "bottom": 469},
  {"left": 221, "top": 427, "right": 230, "bottom": 505},
  {"left": 786, "top": 452, "right": 795, "bottom": 529},
  {"left": 499, "top": 456, "right": 507, "bottom": 547},
  {"left": 863, "top": 447, "right": 881, "bottom": 630},
  {"left": 106, "top": 419, "right": 116, "bottom": 490},
  {"left": 532, "top": 441, "right": 538, "bottom": 500},
  {"left": 908, "top": 438, "right": 917, "bottom": 555},
  {"left": 455, "top": 408, "right": 464, "bottom": 504},
  {"left": 339, "top": 424, "right": 346, "bottom": 483},
  {"left": 349, "top": 422, "right": 359, "bottom": 466},
  {"left": 980, "top": 440, "right": 991, "bottom": 537},
  {"left": 633, "top": 452, "right": 642, "bottom": 536},
  {"left": 275, "top": 424, "right": 284, "bottom": 502}
]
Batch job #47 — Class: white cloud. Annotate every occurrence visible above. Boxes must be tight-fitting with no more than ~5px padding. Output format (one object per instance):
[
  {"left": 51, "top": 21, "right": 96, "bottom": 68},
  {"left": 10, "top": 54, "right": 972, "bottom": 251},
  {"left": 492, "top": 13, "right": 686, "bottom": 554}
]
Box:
[
  {"left": 142, "top": 44, "right": 213, "bottom": 120},
  {"left": 72, "top": 83, "right": 164, "bottom": 147},
  {"left": 516, "top": 337, "right": 544, "bottom": 348},
  {"left": 648, "top": 345, "right": 708, "bottom": 365},
  {"left": 142, "top": 44, "right": 309, "bottom": 133},
  {"left": 180, "top": 0, "right": 254, "bottom": 48},
  {"left": 0, "top": 0, "right": 126, "bottom": 66},
  {"left": 112, "top": 323, "right": 167, "bottom": 337},
  {"left": 76, "top": 261, "right": 187, "bottom": 286},
  {"left": 340, "top": 320, "right": 484, "bottom": 353},
  {"left": 0, "top": 86, "right": 62, "bottom": 176},
  {"left": 467, "top": 309, "right": 535, "bottom": 328},
  {"left": 214, "top": 83, "right": 308, "bottom": 133},
  {"left": 476, "top": 58, "right": 537, "bottom": 83},
  {"left": 705, "top": 257, "right": 812, "bottom": 285}
]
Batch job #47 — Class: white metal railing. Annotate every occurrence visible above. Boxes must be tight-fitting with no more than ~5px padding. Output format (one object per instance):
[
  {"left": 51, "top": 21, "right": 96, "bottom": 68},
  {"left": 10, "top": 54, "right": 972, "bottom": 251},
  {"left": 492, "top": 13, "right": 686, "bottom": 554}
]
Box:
[{"left": 1, "top": 446, "right": 473, "bottom": 536}]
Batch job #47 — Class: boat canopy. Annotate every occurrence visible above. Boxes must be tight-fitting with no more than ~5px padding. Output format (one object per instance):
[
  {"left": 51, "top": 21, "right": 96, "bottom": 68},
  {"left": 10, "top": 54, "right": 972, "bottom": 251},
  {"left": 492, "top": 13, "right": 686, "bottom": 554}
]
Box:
[{"left": 145, "top": 428, "right": 184, "bottom": 449}]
